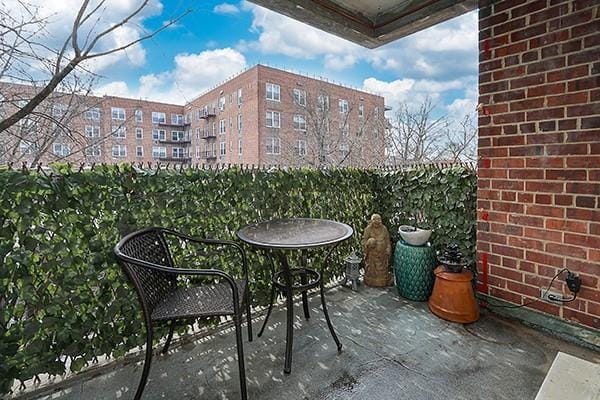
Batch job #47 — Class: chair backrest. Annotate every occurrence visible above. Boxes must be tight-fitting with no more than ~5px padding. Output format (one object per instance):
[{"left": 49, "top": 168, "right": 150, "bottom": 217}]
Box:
[{"left": 114, "top": 228, "right": 176, "bottom": 314}]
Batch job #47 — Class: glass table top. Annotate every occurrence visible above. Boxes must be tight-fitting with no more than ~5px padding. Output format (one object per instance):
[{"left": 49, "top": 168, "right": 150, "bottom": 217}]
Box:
[{"left": 237, "top": 218, "right": 353, "bottom": 249}]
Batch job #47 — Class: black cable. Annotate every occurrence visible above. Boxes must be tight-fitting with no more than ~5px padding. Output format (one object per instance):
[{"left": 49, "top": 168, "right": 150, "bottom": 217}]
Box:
[{"left": 482, "top": 268, "right": 570, "bottom": 309}]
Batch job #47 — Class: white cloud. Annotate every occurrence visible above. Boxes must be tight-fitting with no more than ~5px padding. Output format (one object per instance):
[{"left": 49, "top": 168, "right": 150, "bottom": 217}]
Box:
[
  {"left": 214, "top": 3, "right": 240, "bottom": 14},
  {"left": 412, "top": 13, "right": 478, "bottom": 52},
  {"left": 363, "top": 77, "right": 468, "bottom": 114},
  {"left": 241, "top": 1, "right": 363, "bottom": 67},
  {"left": 324, "top": 54, "right": 358, "bottom": 71},
  {"left": 367, "top": 12, "right": 478, "bottom": 79},
  {"left": 413, "top": 79, "right": 463, "bottom": 92},
  {"left": 447, "top": 98, "right": 477, "bottom": 119},
  {"left": 96, "top": 81, "right": 131, "bottom": 98},
  {"left": 95, "top": 48, "right": 248, "bottom": 104},
  {"left": 4, "top": 0, "right": 164, "bottom": 75}
]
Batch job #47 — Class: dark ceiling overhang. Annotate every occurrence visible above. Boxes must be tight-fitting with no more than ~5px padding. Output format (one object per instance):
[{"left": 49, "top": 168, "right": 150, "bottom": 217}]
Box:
[{"left": 248, "top": 0, "right": 478, "bottom": 48}]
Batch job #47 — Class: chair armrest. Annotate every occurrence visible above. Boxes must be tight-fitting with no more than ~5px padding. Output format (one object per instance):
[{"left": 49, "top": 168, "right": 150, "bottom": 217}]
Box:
[
  {"left": 160, "top": 228, "right": 249, "bottom": 282},
  {"left": 115, "top": 251, "right": 241, "bottom": 304}
]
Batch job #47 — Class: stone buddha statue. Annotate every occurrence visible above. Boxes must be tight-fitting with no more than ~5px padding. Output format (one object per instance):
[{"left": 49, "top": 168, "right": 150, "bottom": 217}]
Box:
[{"left": 362, "top": 214, "right": 393, "bottom": 287}]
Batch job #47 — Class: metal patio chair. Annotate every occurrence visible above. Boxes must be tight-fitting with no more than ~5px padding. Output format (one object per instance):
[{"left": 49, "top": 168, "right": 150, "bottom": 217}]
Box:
[{"left": 114, "top": 227, "right": 252, "bottom": 400}]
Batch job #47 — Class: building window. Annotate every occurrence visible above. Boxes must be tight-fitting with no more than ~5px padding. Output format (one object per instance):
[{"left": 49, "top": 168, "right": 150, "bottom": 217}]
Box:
[
  {"left": 85, "top": 125, "right": 100, "bottom": 138},
  {"left": 152, "top": 129, "right": 166, "bottom": 141},
  {"left": 152, "top": 112, "right": 166, "bottom": 124},
  {"left": 171, "top": 114, "right": 183, "bottom": 125},
  {"left": 318, "top": 95, "right": 329, "bottom": 112},
  {"left": 171, "top": 130, "right": 186, "bottom": 141},
  {"left": 135, "top": 109, "right": 143, "bottom": 123},
  {"left": 85, "top": 107, "right": 100, "bottom": 120},
  {"left": 152, "top": 146, "right": 166, "bottom": 158},
  {"left": 196, "top": 109, "right": 202, "bottom": 121},
  {"left": 293, "top": 89, "right": 306, "bottom": 106},
  {"left": 374, "top": 106, "right": 380, "bottom": 119},
  {"left": 196, "top": 145, "right": 201, "bottom": 159},
  {"left": 136, "top": 146, "right": 143, "bottom": 157},
  {"left": 219, "top": 119, "right": 226, "bottom": 134},
  {"left": 173, "top": 147, "right": 187, "bottom": 159},
  {"left": 219, "top": 96, "right": 226, "bottom": 111},
  {"left": 85, "top": 145, "right": 101, "bottom": 157},
  {"left": 266, "top": 138, "right": 280, "bottom": 155},
  {"left": 195, "top": 128, "right": 201, "bottom": 139},
  {"left": 212, "top": 122, "right": 216, "bottom": 136},
  {"left": 238, "top": 139, "right": 242, "bottom": 155},
  {"left": 358, "top": 103, "right": 364, "bottom": 118},
  {"left": 339, "top": 143, "right": 349, "bottom": 157},
  {"left": 298, "top": 140, "right": 306, "bottom": 156},
  {"left": 237, "top": 88, "right": 242, "bottom": 105},
  {"left": 19, "top": 140, "right": 33, "bottom": 155},
  {"left": 340, "top": 120, "right": 349, "bottom": 136},
  {"left": 112, "top": 144, "right": 126, "bottom": 157},
  {"left": 293, "top": 115, "right": 306, "bottom": 131},
  {"left": 339, "top": 99, "right": 349, "bottom": 114},
  {"left": 266, "top": 110, "right": 280, "bottom": 128},
  {"left": 219, "top": 141, "right": 226, "bottom": 156},
  {"left": 112, "top": 125, "right": 126, "bottom": 139},
  {"left": 111, "top": 107, "right": 125, "bottom": 120},
  {"left": 136, "top": 128, "right": 143, "bottom": 139},
  {"left": 237, "top": 114, "right": 242, "bottom": 131},
  {"left": 52, "top": 103, "right": 67, "bottom": 118},
  {"left": 266, "top": 82, "right": 280, "bottom": 101},
  {"left": 19, "top": 117, "right": 36, "bottom": 130}
]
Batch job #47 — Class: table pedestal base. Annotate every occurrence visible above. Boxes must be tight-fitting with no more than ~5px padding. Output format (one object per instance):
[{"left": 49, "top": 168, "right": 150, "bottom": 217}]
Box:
[{"left": 258, "top": 249, "right": 343, "bottom": 374}]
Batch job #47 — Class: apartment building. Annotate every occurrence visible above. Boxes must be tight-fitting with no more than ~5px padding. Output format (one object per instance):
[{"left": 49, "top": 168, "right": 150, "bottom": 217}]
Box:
[
  {"left": 0, "top": 65, "right": 386, "bottom": 167},
  {"left": 99, "top": 97, "right": 189, "bottom": 164},
  {"left": 187, "top": 65, "right": 386, "bottom": 167}
]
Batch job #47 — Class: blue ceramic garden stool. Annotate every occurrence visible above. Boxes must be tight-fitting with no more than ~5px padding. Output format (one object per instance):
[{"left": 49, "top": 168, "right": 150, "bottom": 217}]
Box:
[{"left": 393, "top": 241, "right": 437, "bottom": 301}]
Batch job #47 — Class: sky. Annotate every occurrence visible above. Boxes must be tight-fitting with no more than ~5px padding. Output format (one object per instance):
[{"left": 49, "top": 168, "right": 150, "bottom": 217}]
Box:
[{"left": 7, "top": 0, "right": 479, "bottom": 121}]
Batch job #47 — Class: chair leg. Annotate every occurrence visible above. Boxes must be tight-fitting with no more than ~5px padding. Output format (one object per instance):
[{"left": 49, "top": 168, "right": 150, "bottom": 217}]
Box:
[
  {"left": 134, "top": 324, "right": 154, "bottom": 400},
  {"left": 161, "top": 324, "right": 175, "bottom": 354},
  {"left": 234, "top": 311, "right": 248, "bottom": 400},
  {"left": 245, "top": 290, "right": 253, "bottom": 342}
]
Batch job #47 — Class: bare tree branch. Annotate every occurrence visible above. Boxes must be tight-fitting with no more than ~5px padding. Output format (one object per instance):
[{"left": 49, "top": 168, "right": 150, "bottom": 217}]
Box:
[
  {"left": 385, "top": 97, "right": 476, "bottom": 165},
  {"left": 0, "top": 0, "right": 191, "bottom": 136}
]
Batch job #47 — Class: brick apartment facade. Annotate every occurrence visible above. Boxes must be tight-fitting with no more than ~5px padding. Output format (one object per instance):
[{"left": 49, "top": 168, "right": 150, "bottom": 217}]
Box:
[
  {"left": 186, "top": 65, "right": 385, "bottom": 167},
  {"left": 478, "top": 0, "right": 599, "bottom": 329},
  {"left": 0, "top": 65, "right": 385, "bottom": 167}
]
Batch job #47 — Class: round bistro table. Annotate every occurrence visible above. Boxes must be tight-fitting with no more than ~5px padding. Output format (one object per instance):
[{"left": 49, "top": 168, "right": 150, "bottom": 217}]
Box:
[{"left": 237, "top": 218, "right": 353, "bottom": 374}]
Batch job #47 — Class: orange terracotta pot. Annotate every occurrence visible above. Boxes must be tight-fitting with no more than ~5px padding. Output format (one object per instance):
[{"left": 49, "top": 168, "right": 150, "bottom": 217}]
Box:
[{"left": 428, "top": 266, "right": 479, "bottom": 323}]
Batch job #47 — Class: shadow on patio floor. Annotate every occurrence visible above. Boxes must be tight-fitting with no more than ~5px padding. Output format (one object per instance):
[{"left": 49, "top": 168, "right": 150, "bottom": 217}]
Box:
[{"left": 35, "top": 286, "right": 598, "bottom": 400}]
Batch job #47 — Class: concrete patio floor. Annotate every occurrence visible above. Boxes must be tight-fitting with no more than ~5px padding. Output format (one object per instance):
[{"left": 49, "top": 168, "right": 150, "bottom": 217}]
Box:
[{"left": 33, "top": 286, "right": 598, "bottom": 400}]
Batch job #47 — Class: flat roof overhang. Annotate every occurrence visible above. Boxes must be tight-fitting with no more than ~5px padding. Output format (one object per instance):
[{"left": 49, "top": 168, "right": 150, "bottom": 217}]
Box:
[{"left": 248, "top": 0, "right": 478, "bottom": 48}]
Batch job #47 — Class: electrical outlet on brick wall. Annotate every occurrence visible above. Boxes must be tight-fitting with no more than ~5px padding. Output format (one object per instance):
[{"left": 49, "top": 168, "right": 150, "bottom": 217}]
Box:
[{"left": 541, "top": 288, "right": 564, "bottom": 304}]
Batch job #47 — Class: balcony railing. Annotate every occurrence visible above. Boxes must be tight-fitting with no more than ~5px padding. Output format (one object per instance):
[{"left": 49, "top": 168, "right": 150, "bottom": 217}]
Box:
[
  {"left": 158, "top": 139, "right": 192, "bottom": 145},
  {"left": 157, "top": 121, "right": 189, "bottom": 128},
  {"left": 202, "top": 132, "right": 218, "bottom": 139},
  {"left": 158, "top": 156, "right": 192, "bottom": 162},
  {"left": 199, "top": 109, "right": 217, "bottom": 119}
]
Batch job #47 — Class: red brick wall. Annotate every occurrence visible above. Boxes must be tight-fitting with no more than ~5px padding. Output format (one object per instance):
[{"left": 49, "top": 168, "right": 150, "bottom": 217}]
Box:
[{"left": 478, "top": 0, "right": 599, "bottom": 329}]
